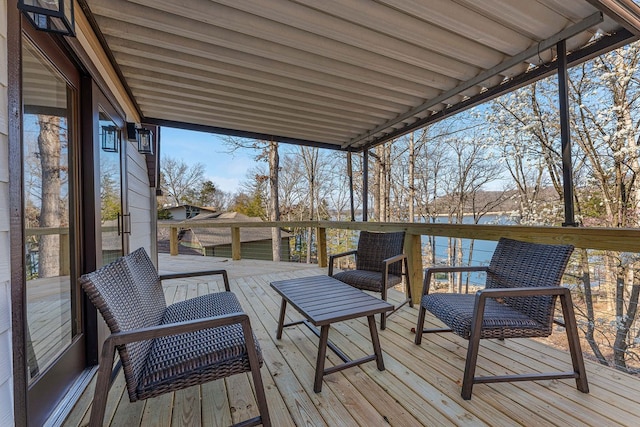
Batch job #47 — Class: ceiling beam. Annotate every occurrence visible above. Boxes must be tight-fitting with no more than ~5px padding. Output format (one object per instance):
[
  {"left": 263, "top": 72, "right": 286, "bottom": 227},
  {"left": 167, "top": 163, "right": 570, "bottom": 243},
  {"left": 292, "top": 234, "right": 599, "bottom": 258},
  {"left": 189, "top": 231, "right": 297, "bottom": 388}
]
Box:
[
  {"left": 344, "top": 12, "right": 604, "bottom": 149},
  {"left": 144, "top": 118, "right": 356, "bottom": 152},
  {"left": 361, "top": 28, "right": 637, "bottom": 150}
]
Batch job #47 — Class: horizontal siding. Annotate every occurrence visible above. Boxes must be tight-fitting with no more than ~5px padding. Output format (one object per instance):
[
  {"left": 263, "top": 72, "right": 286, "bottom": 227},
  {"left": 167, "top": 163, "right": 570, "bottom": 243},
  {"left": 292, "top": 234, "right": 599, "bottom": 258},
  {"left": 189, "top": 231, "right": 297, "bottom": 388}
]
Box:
[
  {"left": 0, "top": 373, "right": 12, "bottom": 427},
  {"left": 126, "top": 141, "right": 152, "bottom": 255},
  {"left": 0, "top": 2, "right": 13, "bottom": 425}
]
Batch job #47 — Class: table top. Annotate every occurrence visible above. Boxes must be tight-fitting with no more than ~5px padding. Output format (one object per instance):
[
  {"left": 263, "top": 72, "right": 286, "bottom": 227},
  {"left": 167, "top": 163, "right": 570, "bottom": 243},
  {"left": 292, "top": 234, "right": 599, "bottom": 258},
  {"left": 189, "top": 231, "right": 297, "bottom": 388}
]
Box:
[{"left": 270, "top": 275, "right": 393, "bottom": 326}]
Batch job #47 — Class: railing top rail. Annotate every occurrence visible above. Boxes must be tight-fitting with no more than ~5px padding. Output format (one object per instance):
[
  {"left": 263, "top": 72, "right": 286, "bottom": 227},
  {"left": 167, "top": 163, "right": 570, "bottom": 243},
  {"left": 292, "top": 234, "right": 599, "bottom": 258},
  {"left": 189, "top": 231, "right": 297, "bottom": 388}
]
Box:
[{"left": 158, "top": 220, "right": 640, "bottom": 253}]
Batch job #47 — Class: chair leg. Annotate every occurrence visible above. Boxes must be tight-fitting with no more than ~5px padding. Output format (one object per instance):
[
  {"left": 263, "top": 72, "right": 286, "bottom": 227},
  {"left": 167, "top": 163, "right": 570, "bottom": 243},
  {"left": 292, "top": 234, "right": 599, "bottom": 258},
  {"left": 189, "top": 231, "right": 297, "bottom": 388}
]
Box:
[
  {"left": 248, "top": 360, "right": 271, "bottom": 427},
  {"left": 414, "top": 305, "right": 427, "bottom": 345},
  {"left": 559, "top": 292, "right": 589, "bottom": 393},
  {"left": 89, "top": 340, "right": 117, "bottom": 427},
  {"left": 241, "top": 321, "right": 271, "bottom": 427},
  {"left": 462, "top": 302, "right": 485, "bottom": 400},
  {"left": 461, "top": 333, "right": 481, "bottom": 400},
  {"left": 380, "top": 287, "right": 387, "bottom": 330},
  {"left": 404, "top": 258, "right": 413, "bottom": 308}
]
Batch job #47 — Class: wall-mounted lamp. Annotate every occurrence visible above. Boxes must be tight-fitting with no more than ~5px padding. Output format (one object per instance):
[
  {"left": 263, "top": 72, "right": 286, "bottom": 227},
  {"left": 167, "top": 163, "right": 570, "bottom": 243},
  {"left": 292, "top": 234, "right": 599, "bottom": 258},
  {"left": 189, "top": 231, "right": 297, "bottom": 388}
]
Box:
[
  {"left": 101, "top": 125, "right": 119, "bottom": 153},
  {"left": 137, "top": 128, "right": 154, "bottom": 155},
  {"left": 18, "top": 0, "right": 75, "bottom": 36},
  {"left": 126, "top": 122, "right": 138, "bottom": 141}
]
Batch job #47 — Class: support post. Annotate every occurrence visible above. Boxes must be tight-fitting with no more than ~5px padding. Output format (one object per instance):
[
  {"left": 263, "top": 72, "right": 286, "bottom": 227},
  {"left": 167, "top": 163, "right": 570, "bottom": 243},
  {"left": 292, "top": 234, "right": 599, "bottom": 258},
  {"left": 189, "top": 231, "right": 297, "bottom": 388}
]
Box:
[
  {"left": 316, "top": 227, "right": 327, "bottom": 267},
  {"left": 557, "top": 39, "right": 578, "bottom": 227},
  {"left": 231, "top": 226, "right": 241, "bottom": 260},
  {"left": 347, "top": 152, "right": 355, "bottom": 221},
  {"left": 363, "top": 150, "right": 369, "bottom": 221},
  {"left": 405, "top": 233, "right": 423, "bottom": 305},
  {"left": 169, "top": 226, "right": 178, "bottom": 256}
]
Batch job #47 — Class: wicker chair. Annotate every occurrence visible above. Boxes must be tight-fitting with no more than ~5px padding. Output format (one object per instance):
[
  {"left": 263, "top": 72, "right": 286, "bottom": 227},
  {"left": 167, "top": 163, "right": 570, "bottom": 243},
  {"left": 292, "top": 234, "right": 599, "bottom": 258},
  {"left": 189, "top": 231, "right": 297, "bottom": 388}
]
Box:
[
  {"left": 414, "top": 238, "right": 589, "bottom": 400},
  {"left": 80, "top": 248, "right": 270, "bottom": 427},
  {"left": 329, "top": 231, "right": 412, "bottom": 330}
]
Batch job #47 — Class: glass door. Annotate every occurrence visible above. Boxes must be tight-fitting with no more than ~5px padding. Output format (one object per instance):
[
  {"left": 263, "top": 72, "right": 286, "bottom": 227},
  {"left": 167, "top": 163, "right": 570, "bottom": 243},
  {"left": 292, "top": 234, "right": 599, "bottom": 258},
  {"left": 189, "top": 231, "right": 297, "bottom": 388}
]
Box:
[
  {"left": 22, "top": 34, "right": 84, "bottom": 426},
  {"left": 98, "top": 111, "right": 126, "bottom": 266}
]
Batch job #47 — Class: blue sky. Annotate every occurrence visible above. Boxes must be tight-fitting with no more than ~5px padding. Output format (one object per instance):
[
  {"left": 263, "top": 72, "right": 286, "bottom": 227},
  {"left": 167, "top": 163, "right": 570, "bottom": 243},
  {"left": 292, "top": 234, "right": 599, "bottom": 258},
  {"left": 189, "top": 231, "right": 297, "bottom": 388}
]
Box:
[{"left": 160, "top": 127, "right": 259, "bottom": 194}]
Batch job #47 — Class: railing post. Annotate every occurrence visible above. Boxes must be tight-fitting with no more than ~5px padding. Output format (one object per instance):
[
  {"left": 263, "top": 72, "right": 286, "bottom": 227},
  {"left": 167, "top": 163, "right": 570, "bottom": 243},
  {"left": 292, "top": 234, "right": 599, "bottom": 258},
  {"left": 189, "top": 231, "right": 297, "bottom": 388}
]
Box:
[
  {"left": 405, "top": 233, "right": 423, "bottom": 305},
  {"left": 170, "top": 226, "right": 178, "bottom": 256},
  {"left": 316, "top": 227, "right": 327, "bottom": 268},
  {"left": 59, "top": 231, "right": 70, "bottom": 275},
  {"left": 232, "top": 227, "right": 241, "bottom": 260}
]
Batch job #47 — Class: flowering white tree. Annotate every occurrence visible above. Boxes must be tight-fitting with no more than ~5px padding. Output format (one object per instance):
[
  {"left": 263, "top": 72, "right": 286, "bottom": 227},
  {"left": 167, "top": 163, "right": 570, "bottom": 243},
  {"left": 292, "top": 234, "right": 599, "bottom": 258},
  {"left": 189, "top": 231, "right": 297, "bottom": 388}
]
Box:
[{"left": 488, "top": 41, "right": 640, "bottom": 373}]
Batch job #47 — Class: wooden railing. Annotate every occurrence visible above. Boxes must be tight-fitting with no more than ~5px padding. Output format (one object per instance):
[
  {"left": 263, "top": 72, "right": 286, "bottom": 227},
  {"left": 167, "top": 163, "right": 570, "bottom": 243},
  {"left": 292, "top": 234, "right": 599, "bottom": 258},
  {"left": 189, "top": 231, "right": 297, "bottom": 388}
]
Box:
[{"left": 161, "top": 220, "right": 640, "bottom": 304}]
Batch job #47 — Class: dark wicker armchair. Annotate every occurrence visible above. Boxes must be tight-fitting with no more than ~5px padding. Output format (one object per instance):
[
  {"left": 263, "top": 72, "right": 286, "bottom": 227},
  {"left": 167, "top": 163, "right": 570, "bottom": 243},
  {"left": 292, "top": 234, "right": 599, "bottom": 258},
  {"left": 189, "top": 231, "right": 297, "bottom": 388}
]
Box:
[
  {"left": 414, "top": 238, "right": 589, "bottom": 400},
  {"left": 80, "top": 248, "right": 270, "bottom": 427},
  {"left": 329, "top": 231, "right": 412, "bottom": 329}
]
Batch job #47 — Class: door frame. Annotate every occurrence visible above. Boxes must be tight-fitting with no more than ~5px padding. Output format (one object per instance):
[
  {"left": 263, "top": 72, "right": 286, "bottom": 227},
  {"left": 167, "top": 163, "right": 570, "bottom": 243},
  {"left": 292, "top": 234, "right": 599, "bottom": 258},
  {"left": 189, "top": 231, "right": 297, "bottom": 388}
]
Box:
[{"left": 82, "top": 80, "right": 129, "bottom": 358}]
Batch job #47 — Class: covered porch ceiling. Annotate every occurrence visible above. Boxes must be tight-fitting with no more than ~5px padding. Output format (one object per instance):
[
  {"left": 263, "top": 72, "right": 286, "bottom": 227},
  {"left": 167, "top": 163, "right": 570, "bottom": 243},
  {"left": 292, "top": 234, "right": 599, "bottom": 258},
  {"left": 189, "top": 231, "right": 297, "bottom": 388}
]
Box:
[{"left": 79, "top": 0, "right": 640, "bottom": 152}]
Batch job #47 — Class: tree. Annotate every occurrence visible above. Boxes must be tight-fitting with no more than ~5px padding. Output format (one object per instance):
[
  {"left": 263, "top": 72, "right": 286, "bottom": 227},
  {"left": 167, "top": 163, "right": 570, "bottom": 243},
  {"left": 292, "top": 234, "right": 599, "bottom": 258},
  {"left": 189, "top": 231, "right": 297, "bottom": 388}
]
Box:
[
  {"left": 160, "top": 156, "right": 206, "bottom": 206},
  {"left": 37, "top": 115, "right": 65, "bottom": 278},
  {"left": 487, "top": 41, "right": 640, "bottom": 373},
  {"left": 230, "top": 191, "right": 266, "bottom": 219},
  {"left": 225, "top": 137, "right": 281, "bottom": 259},
  {"left": 195, "top": 180, "right": 217, "bottom": 206},
  {"left": 298, "top": 146, "right": 321, "bottom": 263},
  {"left": 232, "top": 166, "right": 269, "bottom": 219}
]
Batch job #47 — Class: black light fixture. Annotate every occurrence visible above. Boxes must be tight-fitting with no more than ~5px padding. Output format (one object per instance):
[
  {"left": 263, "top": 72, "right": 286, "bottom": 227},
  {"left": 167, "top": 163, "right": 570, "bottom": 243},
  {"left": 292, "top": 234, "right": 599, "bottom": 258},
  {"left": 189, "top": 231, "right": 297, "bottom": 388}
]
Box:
[
  {"left": 101, "top": 125, "right": 119, "bottom": 153},
  {"left": 18, "top": 0, "right": 75, "bottom": 36},
  {"left": 137, "top": 128, "right": 154, "bottom": 155},
  {"left": 126, "top": 122, "right": 138, "bottom": 141}
]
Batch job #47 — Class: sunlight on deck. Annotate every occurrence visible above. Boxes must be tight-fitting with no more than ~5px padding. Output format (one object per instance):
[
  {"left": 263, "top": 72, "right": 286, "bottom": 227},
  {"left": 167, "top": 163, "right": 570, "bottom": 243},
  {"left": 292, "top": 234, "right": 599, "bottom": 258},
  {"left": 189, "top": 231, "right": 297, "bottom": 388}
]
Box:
[{"left": 63, "top": 254, "right": 640, "bottom": 427}]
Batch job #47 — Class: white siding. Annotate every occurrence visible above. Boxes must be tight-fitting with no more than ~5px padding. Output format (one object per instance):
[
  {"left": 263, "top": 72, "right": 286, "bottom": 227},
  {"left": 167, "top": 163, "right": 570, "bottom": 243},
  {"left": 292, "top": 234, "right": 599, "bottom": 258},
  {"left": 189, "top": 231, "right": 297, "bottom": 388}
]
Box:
[
  {"left": 0, "top": 0, "right": 14, "bottom": 425},
  {"left": 125, "top": 139, "right": 153, "bottom": 255}
]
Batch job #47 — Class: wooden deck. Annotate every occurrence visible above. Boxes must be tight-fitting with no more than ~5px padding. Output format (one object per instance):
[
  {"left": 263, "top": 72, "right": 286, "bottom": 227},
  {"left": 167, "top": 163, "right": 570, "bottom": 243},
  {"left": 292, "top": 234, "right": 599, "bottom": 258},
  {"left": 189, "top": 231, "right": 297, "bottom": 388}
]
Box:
[{"left": 64, "top": 254, "right": 640, "bottom": 427}]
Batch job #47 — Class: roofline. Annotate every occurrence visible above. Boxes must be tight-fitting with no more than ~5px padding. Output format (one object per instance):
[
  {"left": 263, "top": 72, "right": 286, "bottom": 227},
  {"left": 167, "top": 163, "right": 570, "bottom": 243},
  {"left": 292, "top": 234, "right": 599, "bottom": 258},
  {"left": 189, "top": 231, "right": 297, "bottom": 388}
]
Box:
[
  {"left": 77, "top": 0, "right": 637, "bottom": 153},
  {"left": 143, "top": 118, "right": 357, "bottom": 151},
  {"left": 77, "top": 0, "right": 144, "bottom": 120}
]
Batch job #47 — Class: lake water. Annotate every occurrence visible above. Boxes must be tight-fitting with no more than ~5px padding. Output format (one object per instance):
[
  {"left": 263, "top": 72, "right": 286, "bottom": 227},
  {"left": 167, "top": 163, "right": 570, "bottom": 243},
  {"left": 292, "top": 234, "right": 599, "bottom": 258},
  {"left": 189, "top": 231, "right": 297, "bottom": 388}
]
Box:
[
  {"left": 423, "top": 214, "right": 510, "bottom": 264},
  {"left": 422, "top": 214, "right": 511, "bottom": 287}
]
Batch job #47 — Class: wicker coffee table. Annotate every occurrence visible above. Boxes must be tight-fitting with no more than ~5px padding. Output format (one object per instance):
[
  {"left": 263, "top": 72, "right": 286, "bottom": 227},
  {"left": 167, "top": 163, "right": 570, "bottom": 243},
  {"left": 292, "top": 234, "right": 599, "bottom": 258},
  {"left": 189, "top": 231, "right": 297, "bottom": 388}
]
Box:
[{"left": 270, "top": 275, "right": 394, "bottom": 392}]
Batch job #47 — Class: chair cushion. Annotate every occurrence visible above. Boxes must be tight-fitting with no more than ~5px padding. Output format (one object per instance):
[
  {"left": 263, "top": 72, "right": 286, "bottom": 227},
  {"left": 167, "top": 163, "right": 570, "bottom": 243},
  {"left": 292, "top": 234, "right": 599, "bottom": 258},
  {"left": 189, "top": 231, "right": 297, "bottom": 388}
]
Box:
[
  {"left": 332, "top": 270, "right": 402, "bottom": 292},
  {"left": 136, "top": 292, "right": 263, "bottom": 400},
  {"left": 421, "top": 293, "right": 551, "bottom": 340}
]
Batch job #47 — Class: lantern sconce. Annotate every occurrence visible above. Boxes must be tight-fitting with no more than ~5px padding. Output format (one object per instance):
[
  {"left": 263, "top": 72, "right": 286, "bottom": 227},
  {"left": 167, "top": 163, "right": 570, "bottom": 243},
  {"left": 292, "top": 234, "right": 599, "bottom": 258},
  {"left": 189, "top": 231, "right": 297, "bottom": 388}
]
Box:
[
  {"left": 137, "top": 128, "right": 154, "bottom": 155},
  {"left": 18, "top": 0, "right": 75, "bottom": 36},
  {"left": 101, "top": 125, "right": 119, "bottom": 153}
]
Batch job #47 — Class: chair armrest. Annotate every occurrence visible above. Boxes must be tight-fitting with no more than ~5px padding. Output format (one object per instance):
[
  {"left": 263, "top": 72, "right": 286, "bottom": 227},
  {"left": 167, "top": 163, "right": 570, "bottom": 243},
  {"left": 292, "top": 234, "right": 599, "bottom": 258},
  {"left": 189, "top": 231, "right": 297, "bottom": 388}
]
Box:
[
  {"left": 328, "top": 250, "right": 357, "bottom": 276},
  {"left": 383, "top": 253, "right": 406, "bottom": 266},
  {"left": 159, "top": 269, "right": 230, "bottom": 291},
  {"left": 382, "top": 253, "right": 407, "bottom": 281},
  {"left": 422, "top": 266, "right": 489, "bottom": 295},
  {"left": 107, "top": 311, "right": 249, "bottom": 347},
  {"left": 475, "top": 286, "right": 570, "bottom": 301},
  {"left": 469, "top": 286, "right": 572, "bottom": 338}
]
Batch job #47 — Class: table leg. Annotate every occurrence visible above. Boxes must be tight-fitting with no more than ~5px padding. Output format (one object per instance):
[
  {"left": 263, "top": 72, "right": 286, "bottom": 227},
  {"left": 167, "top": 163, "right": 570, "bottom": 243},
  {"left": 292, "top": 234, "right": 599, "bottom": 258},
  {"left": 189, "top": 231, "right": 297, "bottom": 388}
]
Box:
[
  {"left": 314, "top": 325, "right": 330, "bottom": 392},
  {"left": 367, "top": 315, "right": 385, "bottom": 371},
  {"left": 276, "top": 299, "right": 287, "bottom": 339}
]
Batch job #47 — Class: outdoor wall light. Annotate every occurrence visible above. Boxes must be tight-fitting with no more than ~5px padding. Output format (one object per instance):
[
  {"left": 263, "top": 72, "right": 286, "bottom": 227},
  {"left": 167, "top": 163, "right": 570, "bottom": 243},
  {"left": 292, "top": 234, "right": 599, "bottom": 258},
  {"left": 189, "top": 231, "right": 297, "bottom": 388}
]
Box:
[
  {"left": 137, "top": 128, "right": 154, "bottom": 155},
  {"left": 101, "top": 125, "right": 119, "bottom": 153},
  {"left": 18, "top": 0, "right": 75, "bottom": 36}
]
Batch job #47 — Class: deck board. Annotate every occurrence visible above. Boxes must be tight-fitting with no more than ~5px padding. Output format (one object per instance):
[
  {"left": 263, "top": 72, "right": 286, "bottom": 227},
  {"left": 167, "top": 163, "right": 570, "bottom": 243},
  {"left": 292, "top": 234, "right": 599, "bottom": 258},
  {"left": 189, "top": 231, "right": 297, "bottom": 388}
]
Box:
[{"left": 63, "top": 254, "right": 640, "bottom": 427}]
